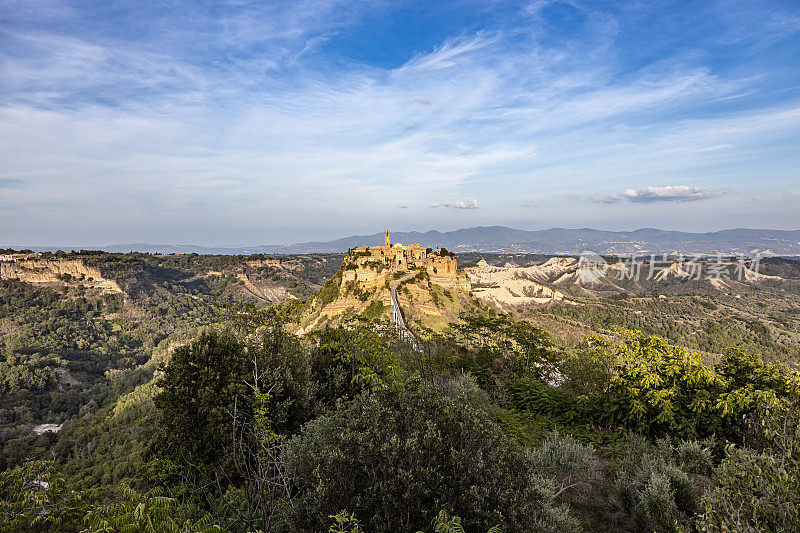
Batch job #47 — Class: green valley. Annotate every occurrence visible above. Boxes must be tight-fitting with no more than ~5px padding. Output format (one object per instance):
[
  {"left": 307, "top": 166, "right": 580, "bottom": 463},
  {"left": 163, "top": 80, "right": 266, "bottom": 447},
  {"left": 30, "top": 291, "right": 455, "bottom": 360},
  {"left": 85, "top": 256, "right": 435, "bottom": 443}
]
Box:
[{"left": 1, "top": 249, "right": 799, "bottom": 532}]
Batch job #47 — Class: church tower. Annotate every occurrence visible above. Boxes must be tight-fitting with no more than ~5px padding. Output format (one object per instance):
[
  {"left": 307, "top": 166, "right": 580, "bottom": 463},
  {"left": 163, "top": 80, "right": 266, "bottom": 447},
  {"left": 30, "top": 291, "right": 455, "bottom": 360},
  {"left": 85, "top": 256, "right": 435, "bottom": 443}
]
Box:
[{"left": 384, "top": 230, "right": 391, "bottom": 247}]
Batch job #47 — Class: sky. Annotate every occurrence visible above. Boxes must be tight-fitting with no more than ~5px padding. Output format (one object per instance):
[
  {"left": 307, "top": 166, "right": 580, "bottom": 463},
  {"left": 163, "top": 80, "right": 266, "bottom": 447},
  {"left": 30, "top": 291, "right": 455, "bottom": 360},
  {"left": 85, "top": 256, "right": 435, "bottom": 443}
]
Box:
[{"left": 1, "top": 0, "right": 799, "bottom": 246}]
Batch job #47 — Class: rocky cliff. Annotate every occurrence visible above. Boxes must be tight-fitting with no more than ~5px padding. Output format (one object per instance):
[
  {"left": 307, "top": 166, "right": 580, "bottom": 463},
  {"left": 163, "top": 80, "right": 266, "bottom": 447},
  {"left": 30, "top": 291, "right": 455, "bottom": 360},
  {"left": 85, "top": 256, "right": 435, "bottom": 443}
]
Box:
[
  {"left": 465, "top": 255, "right": 782, "bottom": 310},
  {"left": 295, "top": 252, "right": 474, "bottom": 334},
  {"left": 0, "top": 258, "right": 122, "bottom": 294}
]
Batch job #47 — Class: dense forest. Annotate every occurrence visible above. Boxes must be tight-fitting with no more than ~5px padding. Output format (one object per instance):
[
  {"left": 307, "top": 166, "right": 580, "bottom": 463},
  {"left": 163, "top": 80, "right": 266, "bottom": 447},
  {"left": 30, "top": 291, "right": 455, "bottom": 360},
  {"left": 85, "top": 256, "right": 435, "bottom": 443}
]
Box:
[{"left": 1, "top": 252, "right": 799, "bottom": 531}]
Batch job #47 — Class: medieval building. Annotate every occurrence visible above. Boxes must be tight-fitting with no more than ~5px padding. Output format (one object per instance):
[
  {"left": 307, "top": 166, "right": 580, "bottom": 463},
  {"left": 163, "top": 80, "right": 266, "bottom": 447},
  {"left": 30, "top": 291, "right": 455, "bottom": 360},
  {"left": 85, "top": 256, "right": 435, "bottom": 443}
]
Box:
[{"left": 349, "top": 230, "right": 457, "bottom": 276}]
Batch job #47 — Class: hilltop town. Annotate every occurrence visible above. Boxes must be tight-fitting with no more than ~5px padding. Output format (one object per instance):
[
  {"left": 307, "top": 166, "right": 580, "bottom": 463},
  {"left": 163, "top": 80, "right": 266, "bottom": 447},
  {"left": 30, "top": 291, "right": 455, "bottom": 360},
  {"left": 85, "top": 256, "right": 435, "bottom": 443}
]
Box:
[
  {"left": 345, "top": 231, "right": 468, "bottom": 288},
  {"left": 296, "top": 230, "right": 472, "bottom": 333}
]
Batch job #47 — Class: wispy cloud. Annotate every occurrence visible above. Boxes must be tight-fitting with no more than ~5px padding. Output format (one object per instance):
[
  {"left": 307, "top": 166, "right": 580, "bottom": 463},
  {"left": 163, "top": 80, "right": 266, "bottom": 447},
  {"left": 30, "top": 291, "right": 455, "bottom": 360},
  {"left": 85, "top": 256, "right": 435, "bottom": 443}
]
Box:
[
  {"left": 399, "top": 32, "right": 501, "bottom": 72},
  {"left": 0, "top": 1, "right": 798, "bottom": 244},
  {"left": 595, "top": 186, "right": 724, "bottom": 204},
  {"left": 0, "top": 178, "right": 27, "bottom": 189},
  {"left": 432, "top": 200, "right": 479, "bottom": 209},
  {"left": 410, "top": 96, "right": 434, "bottom": 106}
]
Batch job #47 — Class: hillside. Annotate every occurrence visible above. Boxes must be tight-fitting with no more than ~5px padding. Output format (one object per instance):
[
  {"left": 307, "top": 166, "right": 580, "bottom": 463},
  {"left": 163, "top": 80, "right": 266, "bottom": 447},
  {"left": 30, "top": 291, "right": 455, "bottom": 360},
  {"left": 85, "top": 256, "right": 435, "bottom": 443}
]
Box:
[
  {"left": 463, "top": 254, "right": 800, "bottom": 362},
  {"left": 2, "top": 249, "right": 800, "bottom": 532},
  {"left": 0, "top": 251, "right": 342, "bottom": 302},
  {"left": 294, "top": 239, "right": 474, "bottom": 334},
  {"left": 0, "top": 250, "right": 341, "bottom": 472}
]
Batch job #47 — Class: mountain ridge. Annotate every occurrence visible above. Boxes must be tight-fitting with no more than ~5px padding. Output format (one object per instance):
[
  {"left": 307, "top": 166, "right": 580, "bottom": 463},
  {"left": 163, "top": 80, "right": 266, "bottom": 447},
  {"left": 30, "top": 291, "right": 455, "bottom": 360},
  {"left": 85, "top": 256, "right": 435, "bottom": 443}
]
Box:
[{"left": 10, "top": 226, "right": 800, "bottom": 255}]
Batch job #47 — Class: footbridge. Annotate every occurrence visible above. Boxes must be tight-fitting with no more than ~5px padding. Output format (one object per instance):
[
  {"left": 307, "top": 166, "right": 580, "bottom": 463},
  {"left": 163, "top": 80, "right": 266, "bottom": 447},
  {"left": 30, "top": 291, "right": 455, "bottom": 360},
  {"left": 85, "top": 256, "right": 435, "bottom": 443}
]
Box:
[{"left": 389, "top": 272, "right": 420, "bottom": 350}]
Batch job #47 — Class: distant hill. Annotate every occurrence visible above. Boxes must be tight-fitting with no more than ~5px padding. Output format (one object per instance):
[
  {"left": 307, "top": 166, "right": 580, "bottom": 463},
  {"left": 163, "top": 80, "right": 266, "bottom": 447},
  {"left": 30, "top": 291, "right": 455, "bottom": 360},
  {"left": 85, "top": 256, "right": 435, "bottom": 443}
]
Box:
[{"left": 15, "top": 226, "right": 800, "bottom": 256}]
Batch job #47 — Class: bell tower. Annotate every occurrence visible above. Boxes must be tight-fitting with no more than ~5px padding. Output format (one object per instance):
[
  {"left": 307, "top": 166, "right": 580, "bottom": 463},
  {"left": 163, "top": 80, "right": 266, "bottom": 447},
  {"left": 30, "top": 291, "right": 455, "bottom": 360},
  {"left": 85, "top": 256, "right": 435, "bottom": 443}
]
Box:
[{"left": 384, "top": 230, "right": 391, "bottom": 247}]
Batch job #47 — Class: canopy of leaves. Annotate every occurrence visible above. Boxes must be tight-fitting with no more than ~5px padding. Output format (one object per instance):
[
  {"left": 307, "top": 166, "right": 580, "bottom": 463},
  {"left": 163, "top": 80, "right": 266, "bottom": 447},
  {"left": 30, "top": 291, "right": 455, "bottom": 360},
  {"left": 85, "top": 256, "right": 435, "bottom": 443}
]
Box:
[
  {"left": 597, "top": 330, "right": 800, "bottom": 442},
  {"left": 287, "top": 377, "right": 574, "bottom": 533}
]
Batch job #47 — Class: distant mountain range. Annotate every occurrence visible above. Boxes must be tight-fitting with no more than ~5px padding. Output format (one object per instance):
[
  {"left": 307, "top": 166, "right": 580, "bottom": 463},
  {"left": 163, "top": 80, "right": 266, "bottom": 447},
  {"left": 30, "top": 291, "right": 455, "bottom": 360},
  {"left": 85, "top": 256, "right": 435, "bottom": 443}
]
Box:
[{"left": 17, "top": 227, "right": 800, "bottom": 256}]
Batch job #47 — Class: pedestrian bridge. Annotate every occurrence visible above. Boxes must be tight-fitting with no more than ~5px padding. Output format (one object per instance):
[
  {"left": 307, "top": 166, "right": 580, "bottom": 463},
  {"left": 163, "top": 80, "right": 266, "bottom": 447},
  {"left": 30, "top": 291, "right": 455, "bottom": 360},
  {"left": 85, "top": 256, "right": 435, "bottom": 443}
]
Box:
[{"left": 389, "top": 272, "right": 420, "bottom": 350}]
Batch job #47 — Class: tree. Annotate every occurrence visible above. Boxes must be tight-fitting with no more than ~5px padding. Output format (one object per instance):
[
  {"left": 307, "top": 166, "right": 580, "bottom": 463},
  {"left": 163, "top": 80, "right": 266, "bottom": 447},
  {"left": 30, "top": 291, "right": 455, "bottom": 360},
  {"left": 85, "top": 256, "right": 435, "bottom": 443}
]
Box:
[
  {"left": 598, "top": 331, "right": 800, "bottom": 442},
  {"left": 83, "top": 485, "right": 220, "bottom": 532},
  {"left": 603, "top": 330, "right": 724, "bottom": 439},
  {"left": 152, "top": 325, "right": 398, "bottom": 531},
  {"left": 0, "top": 460, "right": 89, "bottom": 532},
  {"left": 287, "top": 376, "right": 577, "bottom": 533},
  {"left": 154, "top": 329, "right": 249, "bottom": 468},
  {"left": 697, "top": 402, "right": 800, "bottom": 532},
  {"left": 447, "top": 313, "right": 557, "bottom": 389}
]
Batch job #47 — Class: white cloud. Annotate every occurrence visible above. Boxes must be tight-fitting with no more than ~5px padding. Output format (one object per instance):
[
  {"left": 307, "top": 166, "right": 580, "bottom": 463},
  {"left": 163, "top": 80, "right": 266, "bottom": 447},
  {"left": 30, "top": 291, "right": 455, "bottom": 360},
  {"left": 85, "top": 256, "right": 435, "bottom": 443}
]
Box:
[
  {"left": 432, "top": 200, "right": 479, "bottom": 209},
  {"left": 1, "top": 1, "right": 799, "bottom": 244},
  {"left": 399, "top": 33, "right": 501, "bottom": 72},
  {"left": 595, "top": 186, "right": 724, "bottom": 204}
]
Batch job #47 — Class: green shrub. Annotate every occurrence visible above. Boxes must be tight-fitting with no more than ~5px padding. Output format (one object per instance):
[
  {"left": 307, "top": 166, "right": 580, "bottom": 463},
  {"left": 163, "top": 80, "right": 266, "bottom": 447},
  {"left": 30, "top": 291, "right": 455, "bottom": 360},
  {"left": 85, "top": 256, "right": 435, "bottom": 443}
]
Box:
[
  {"left": 673, "top": 438, "right": 713, "bottom": 475},
  {"left": 526, "top": 432, "right": 599, "bottom": 487},
  {"left": 0, "top": 460, "right": 89, "bottom": 532},
  {"left": 504, "top": 377, "right": 580, "bottom": 422},
  {"left": 84, "top": 485, "right": 219, "bottom": 532},
  {"left": 697, "top": 403, "right": 800, "bottom": 532},
  {"left": 329, "top": 510, "right": 364, "bottom": 532},
  {"left": 317, "top": 272, "right": 341, "bottom": 306},
  {"left": 559, "top": 343, "right": 613, "bottom": 398},
  {"left": 360, "top": 300, "right": 385, "bottom": 320},
  {"left": 610, "top": 434, "right": 700, "bottom": 532},
  {"left": 603, "top": 331, "right": 723, "bottom": 439},
  {"left": 598, "top": 331, "right": 800, "bottom": 442},
  {"left": 448, "top": 313, "right": 557, "bottom": 388},
  {"left": 153, "top": 325, "right": 382, "bottom": 469},
  {"left": 422, "top": 509, "right": 502, "bottom": 533},
  {"left": 287, "top": 379, "right": 576, "bottom": 533}
]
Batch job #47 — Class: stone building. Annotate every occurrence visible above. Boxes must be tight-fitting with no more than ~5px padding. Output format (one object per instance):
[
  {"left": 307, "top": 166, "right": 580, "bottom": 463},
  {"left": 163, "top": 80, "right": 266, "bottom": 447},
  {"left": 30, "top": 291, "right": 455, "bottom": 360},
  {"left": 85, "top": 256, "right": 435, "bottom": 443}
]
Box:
[{"left": 349, "top": 230, "right": 457, "bottom": 275}]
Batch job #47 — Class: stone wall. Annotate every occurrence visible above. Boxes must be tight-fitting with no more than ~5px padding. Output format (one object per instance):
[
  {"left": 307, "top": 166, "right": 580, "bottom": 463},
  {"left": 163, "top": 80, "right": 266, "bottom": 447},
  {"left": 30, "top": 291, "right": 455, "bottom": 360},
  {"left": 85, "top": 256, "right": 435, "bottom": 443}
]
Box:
[{"left": 426, "top": 255, "right": 456, "bottom": 276}]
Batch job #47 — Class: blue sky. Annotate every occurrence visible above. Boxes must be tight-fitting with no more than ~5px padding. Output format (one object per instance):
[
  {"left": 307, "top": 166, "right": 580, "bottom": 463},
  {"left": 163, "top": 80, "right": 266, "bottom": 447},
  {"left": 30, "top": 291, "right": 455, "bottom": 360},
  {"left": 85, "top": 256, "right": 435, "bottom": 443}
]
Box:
[{"left": 1, "top": 0, "right": 799, "bottom": 246}]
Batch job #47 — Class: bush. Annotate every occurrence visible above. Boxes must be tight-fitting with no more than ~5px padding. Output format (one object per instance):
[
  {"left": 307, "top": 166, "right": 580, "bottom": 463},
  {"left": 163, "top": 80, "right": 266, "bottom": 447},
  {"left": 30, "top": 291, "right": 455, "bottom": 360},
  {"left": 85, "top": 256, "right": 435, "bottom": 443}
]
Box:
[
  {"left": 504, "top": 377, "right": 581, "bottom": 422},
  {"left": 0, "top": 460, "right": 90, "bottom": 532},
  {"left": 449, "top": 313, "right": 557, "bottom": 388},
  {"left": 603, "top": 332, "right": 723, "bottom": 439},
  {"left": 597, "top": 331, "right": 800, "bottom": 442},
  {"left": 526, "top": 432, "right": 600, "bottom": 488},
  {"left": 154, "top": 325, "right": 391, "bottom": 469},
  {"left": 610, "top": 434, "right": 700, "bottom": 532},
  {"left": 317, "top": 272, "right": 341, "bottom": 306},
  {"left": 697, "top": 403, "right": 800, "bottom": 532},
  {"left": 287, "top": 378, "right": 577, "bottom": 533},
  {"left": 673, "top": 439, "right": 713, "bottom": 475},
  {"left": 361, "top": 300, "right": 385, "bottom": 320},
  {"left": 559, "top": 343, "right": 612, "bottom": 398},
  {"left": 84, "top": 485, "right": 219, "bottom": 532}
]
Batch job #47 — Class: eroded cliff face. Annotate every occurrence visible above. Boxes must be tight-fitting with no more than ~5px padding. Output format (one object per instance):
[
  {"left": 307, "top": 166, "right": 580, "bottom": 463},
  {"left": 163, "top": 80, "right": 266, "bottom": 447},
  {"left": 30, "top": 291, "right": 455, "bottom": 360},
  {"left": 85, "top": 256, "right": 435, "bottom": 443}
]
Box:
[
  {"left": 296, "top": 254, "right": 474, "bottom": 334},
  {"left": 0, "top": 259, "right": 122, "bottom": 293},
  {"left": 296, "top": 264, "right": 391, "bottom": 333},
  {"left": 465, "top": 255, "right": 779, "bottom": 308},
  {"left": 466, "top": 260, "right": 568, "bottom": 309}
]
